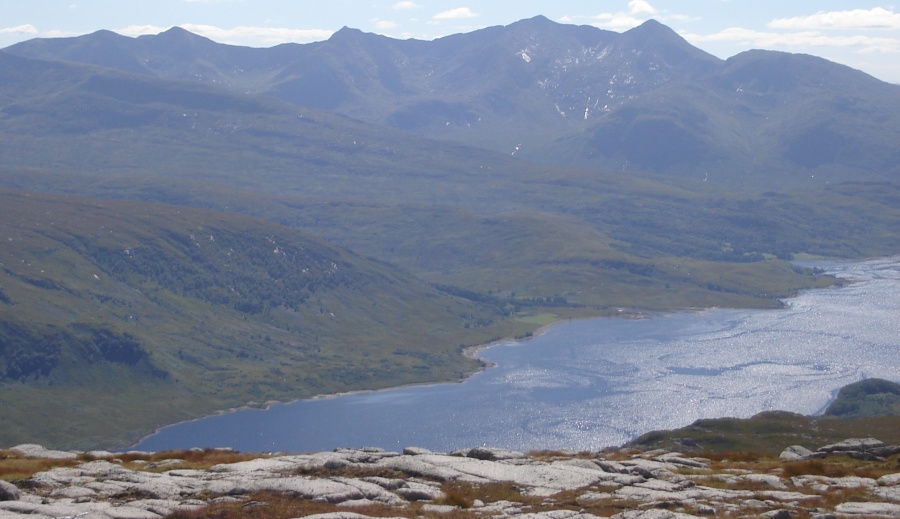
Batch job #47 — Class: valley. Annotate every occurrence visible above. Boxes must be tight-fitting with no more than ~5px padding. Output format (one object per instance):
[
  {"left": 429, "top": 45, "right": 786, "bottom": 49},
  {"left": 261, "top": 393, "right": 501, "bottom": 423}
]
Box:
[{"left": 0, "top": 16, "right": 898, "bottom": 449}]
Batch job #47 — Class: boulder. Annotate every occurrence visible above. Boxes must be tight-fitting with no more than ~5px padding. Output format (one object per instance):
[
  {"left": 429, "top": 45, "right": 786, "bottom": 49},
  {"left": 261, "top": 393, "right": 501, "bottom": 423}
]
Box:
[
  {"left": 653, "top": 454, "right": 709, "bottom": 470},
  {"left": 847, "top": 451, "right": 886, "bottom": 462},
  {"left": 394, "top": 481, "right": 444, "bottom": 502},
  {"left": 401, "top": 447, "right": 432, "bottom": 456},
  {"left": 875, "top": 486, "right": 900, "bottom": 504},
  {"left": 834, "top": 501, "right": 900, "bottom": 516},
  {"left": 0, "top": 480, "right": 21, "bottom": 501},
  {"left": 740, "top": 474, "right": 788, "bottom": 490},
  {"left": 9, "top": 444, "right": 78, "bottom": 459},
  {"left": 780, "top": 445, "right": 815, "bottom": 461},
  {"left": 467, "top": 447, "right": 527, "bottom": 461},
  {"left": 873, "top": 446, "right": 900, "bottom": 457},
  {"left": 817, "top": 438, "right": 885, "bottom": 453}
]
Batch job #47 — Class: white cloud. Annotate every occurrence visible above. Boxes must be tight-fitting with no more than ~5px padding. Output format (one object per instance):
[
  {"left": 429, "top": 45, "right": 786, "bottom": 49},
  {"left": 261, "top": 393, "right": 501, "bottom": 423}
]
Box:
[
  {"left": 768, "top": 7, "right": 900, "bottom": 30},
  {"left": 628, "top": 0, "right": 657, "bottom": 15},
  {"left": 392, "top": 1, "right": 420, "bottom": 9},
  {"left": 592, "top": 14, "right": 646, "bottom": 31},
  {"left": 116, "top": 24, "right": 168, "bottom": 37},
  {"left": 0, "top": 24, "right": 39, "bottom": 36},
  {"left": 682, "top": 27, "right": 900, "bottom": 53},
  {"left": 433, "top": 7, "right": 479, "bottom": 21},
  {"left": 185, "top": 24, "right": 334, "bottom": 44},
  {"left": 584, "top": 0, "right": 665, "bottom": 31},
  {"left": 115, "top": 24, "right": 334, "bottom": 45},
  {"left": 374, "top": 19, "right": 399, "bottom": 30}
]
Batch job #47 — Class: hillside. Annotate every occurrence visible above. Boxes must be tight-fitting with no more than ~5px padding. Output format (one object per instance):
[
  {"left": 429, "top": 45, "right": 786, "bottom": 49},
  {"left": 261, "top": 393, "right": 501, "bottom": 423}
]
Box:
[
  {"left": 2, "top": 50, "right": 890, "bottom": 312},
  {"left": 824, "top": 379, "right": 900, "bottom": 419},
  {"left": 630, "top": 379, "right": 900, "bottom": 455},
  {"left": 547, "top": 49, "right": 900, "bottom": 190},
  {"left": 6, "top": 17, "right": 900, "bottom": 190},
  {"left": 1, "top": 19, "right": 900, "bottom": 452},
  {"left": 0, "top": 189, "right": 528, "bottom": 449}
]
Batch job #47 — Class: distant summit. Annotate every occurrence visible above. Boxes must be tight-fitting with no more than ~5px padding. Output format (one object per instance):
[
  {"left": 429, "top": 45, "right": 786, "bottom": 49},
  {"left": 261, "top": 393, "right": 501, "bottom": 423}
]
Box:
[{"left": 4, "top": 16, "right": 900, "bottom": 188}]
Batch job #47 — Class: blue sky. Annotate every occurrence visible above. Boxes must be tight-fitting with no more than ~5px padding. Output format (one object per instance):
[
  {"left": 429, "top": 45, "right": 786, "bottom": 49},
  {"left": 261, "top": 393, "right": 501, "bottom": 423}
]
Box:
[{"left": 2, "top": 1, "right": 899, "bottom": 83}]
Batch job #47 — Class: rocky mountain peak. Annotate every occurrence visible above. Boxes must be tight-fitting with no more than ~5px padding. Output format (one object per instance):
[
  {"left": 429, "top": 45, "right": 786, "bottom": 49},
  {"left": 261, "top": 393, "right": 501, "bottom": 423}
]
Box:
[{"left": 2, "top": 16, "right": 899, "bottom": 187}]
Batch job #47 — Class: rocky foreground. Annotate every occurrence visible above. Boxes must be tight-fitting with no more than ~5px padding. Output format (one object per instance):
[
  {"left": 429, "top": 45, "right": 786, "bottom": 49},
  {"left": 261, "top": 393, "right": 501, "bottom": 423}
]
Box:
[{"left": 1, "top": 439, "right": 899, "bottom": 519}]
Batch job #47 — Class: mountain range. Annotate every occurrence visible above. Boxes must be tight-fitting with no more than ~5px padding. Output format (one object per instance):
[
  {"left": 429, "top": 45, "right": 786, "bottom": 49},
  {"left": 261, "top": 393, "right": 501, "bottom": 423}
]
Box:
[
  {"left": 6, "top": 16, "right": 900, "bottom": 190},
  {"left": 0, "top": 17, "right": 899, "bottom": 448}
]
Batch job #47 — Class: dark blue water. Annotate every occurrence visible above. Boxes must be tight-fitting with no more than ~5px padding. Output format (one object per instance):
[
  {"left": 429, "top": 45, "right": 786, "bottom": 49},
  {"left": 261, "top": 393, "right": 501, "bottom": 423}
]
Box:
[{"left": 132, "top": 257, "right": 900, "bottom": 453}]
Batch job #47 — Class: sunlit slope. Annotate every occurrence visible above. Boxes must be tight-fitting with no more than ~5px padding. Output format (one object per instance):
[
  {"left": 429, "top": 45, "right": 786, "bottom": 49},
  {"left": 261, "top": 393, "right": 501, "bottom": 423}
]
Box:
[
  {"left": 0, "top": 189, "right": 522, "bottom": 449},
  {"left": 7, "top": 19, "right": 899, "bottom": 191},
  {"left": 1, "top": 51, "right": 897, "bottom": 310}
]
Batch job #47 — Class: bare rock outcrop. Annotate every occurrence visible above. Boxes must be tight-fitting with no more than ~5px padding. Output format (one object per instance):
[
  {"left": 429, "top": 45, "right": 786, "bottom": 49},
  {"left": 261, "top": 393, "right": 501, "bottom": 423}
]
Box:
[
  {"left": 0, "top": 439, "right": 897, "bottom": 519},
  {"left": 779, "top": 437, "right": 900, "bottom": 463}
]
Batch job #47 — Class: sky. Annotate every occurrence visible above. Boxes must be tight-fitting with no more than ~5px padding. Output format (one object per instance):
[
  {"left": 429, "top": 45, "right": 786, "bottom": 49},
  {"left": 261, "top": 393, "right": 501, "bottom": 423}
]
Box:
[{"left": 1, "top": 1, "right": 899, "bottom": 83}]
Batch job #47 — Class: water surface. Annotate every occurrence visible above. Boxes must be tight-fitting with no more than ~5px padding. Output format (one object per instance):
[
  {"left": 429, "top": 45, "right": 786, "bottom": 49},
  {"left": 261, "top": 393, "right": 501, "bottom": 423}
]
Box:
[{"left": 133, "top": 257, "right": 900, "bottom": 452}]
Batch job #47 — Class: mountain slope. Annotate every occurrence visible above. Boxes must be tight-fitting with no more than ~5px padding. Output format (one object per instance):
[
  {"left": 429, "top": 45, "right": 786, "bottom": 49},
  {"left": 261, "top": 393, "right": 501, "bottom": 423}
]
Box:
[
  {"left": 0, "top": 189, "right": 521, "bottom": 449},
  {"left": 6, "top": 18, "right": 899, "bottom": 190},
  {"left": 0, "top": 19, "right": 724, "bottom": 162},
  {"left": 2, "top": 27, "right": 900, "bottom": 450},
  {"left": 0, "top": 51, "right": 898, "bottom": 306},
  {"left": 546, "top": 49, "right": 900, "bottom": 189}
]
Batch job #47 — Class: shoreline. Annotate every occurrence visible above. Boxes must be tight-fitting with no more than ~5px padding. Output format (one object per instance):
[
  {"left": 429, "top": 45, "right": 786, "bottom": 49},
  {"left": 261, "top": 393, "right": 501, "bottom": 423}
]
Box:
[
  {"left": 124, "top": 316, "right": 576, "bottom": 450},
  {"left": 122, "top": 267, "right": 862, "bottom": 452},
  {"left": 106, "top": 258, "right": 888, "bottom": 451},
  {"left": 123, "top": 310, "right": 662, "bottom": 451}
]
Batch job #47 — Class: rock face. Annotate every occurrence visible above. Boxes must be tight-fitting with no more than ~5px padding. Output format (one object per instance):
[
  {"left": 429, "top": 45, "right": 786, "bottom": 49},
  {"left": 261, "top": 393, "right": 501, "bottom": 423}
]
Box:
[
  {"left": 0, "top": 441, "right": 898, "bottom": 519},
  {"left": 780, "top": 437, "right": 900, "bottom": 462}
]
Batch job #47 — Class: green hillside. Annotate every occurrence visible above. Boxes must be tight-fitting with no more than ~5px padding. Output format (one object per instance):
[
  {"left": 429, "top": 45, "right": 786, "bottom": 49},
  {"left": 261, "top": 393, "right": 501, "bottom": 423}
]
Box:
[
  {"left": 628, "top": 379, "right": 900, "bottom": 454},
  {"left": 1, "top": 43, "right": 899, "bottom": 451},
  {"left": 0, "top": 190, "right": 532, "bottom": 449},
  {"left": 1, "top": 52, "right": 881, "bottom": 311},
  {"left": 824, "top": 379, "right": 900, "bottom": 419}
]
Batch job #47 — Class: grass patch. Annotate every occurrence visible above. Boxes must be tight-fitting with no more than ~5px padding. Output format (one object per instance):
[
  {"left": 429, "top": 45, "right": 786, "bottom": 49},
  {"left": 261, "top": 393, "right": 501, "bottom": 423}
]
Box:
[
  {"left": 434, "top": 481, "right": 528, "bottom": 506},
  {"left": 0, "top": 450, "right": 79, "bottom": 482},
  {"left": 782, "top": 457, "right": 898, "bottom": 479},
  {"left": 437, "top": 484, "right": 474, "bottom": 508},
  {"left": 629, "top": 411, "right": 900, "bottom": 455},
  {"left": 119, "top": 449, "right": 266, "bottom": 471},
  {"left": 293, "top": 464, "right": 407, "bottom": 480},
  {"left": 514, "top": 313, "right": 562, "bottom": 327}
]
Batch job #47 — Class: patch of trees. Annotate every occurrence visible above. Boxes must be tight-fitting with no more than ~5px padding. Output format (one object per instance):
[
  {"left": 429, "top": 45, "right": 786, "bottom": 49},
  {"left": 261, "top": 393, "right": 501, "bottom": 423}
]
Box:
[
  {"left": 516, "top": 295, "right": 571, "bottom": 307},
  {"left": 594, "top": 259, "right": 658, "bottom": 277},
  {"left": 433, "top": 284, "right": 577, "bottom": 314},
  {"left": 433, "top": 284, "right": 501, "bottom": 305},
  {"left": 0, "top": 321, "right": 61, "bottom": 381},
  {"left": 86, "top": 228, "right": 355, "bottom": 316},
  {"left": 0, "top": 320, "right": 168, "bottom": 382},
  {"left": 433, "top": 284, "right": 512, "bottom": 313},
  {"left": 70, "top": 324, "right": 147, "bottom": 365}
]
